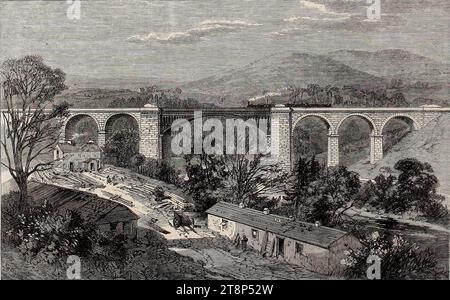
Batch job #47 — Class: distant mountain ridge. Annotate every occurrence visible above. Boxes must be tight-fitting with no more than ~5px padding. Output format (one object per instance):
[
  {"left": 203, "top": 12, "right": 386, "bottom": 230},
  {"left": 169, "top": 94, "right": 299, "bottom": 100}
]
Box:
[
  {"left": 327, "top": 49, "right": 450, "bottom": 84},
  {"left": 180, "top": 52, "right": 388, "bottom": 106},
  {"left": 62, "top": 49, "right": 449, "bottom": 108}
]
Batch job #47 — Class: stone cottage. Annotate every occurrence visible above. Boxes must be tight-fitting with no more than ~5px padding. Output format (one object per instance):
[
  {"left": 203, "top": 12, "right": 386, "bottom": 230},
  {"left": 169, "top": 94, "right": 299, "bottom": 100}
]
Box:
[
  {"left": 206, "top": 201, "right": 361, "bottom": 275},
  {"left": 54, "top": 141, "right": 102, "bottom": 172}
]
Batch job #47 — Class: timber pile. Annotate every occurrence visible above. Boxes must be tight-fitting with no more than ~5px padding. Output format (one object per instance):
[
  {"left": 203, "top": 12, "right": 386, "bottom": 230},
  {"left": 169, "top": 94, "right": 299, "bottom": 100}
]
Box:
[
  {"left": 103, "top": 167, "right": 191, "bottom": 205},
  {"left": 34, "top": 170, "right": 105, "bottom": 190}
]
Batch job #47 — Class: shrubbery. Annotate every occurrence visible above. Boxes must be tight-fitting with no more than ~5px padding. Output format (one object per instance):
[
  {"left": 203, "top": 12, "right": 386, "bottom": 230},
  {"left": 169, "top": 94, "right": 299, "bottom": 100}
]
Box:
[
  {"left": 285, "top": 156, "right": 363, "bottom": 227},
  {"left": 2, "top": 194, "right": 96, "bottom": 265},
  {"left": 184, "top": 154, "right": 227, "bottom": 213},
  {"left": 344, "top": 231, "right": 441, "bottom": 280},
  {"left": 133, "top": 158, "right": 181, "bottom": 187},
  {"left": 104, "top": 130, "right": 140, "bottom": 167},
  {"left": 130, "top": 153, "right": 146, "bottom": 168},
  {"left": 362, "top": 158, "right": 448, "bottom": 223}
]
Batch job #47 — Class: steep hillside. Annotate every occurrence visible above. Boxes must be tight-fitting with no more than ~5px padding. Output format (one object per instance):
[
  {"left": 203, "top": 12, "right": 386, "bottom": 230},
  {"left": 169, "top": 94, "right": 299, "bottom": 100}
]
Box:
[
  {"left": 181, "top": 52, "right": 387, "bottom": 106},
  {"left": 350, "top": 114, "right": 450, "bottom": 195}
]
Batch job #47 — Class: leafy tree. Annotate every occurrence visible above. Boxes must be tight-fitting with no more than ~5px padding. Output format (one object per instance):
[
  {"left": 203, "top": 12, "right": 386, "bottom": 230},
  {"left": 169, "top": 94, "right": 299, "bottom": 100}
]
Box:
[
  {"left": 393, "top": 158, "right": 437, "bottom": 212},
  {"left": 359, "top": 158, "right": 448, "bottom": 222},
  {"left": 392, "top": 158, "right": 447, "bottom": 219},
  {"left": 287, "top": 85, "right": 308, "bottom": 105},
  {"left": 390, "top": 90, "right": 408, "bottom": 107},
  {"left": 108, "top": 86, "right": 210, "bottom": 109},
  {"left": 325, "top": 85, "right": 340, "bottom": 105},
  {"left": 224, "top": 154, "right": 285, "bottom": 208},
  {"left": 306, "top": 83, "right": 322, "bottom": 104},
  {"left": 184, "top": 153, "right": 227, "bottom": 213},
  {"left": 285, "top": 155, "right": 321, "bottom": 219},
  {"left": 104, "top": 130, "right": 139, "bottom": 167},
  {"left": 307, "top": 166, "right": 361, "bottom": 226},
  {"left": 1, "top": 55, "right": 69, "bottom": 211},
  {"left": 371, "top": 173, "right": 397, "bottom": 210},
  {"left": 136, "top": 158, "right": 180, "bottom": 186}
]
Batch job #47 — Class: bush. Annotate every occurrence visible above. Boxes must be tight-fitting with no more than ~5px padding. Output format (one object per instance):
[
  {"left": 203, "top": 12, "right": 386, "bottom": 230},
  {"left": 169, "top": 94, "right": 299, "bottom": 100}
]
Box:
[
  {"left": 130, "top": 154, "right": 146, "bottom": 168},
  {"left": 4, "top": 201, "right": 97, "bottom": 264},
  {"left": 344, "top": 231, "right": 440, "bottom": 279},
  {"left": 104, "top": 130, "right": 140, "bottom": 167},
  {"left": 1, "top": 192, "right": 22, "bottom": 234},
  {"left": 420, "top": 195, "right": 448, "bottom": 223},
  {"left": 135, "top": 158, "right": 181, "bottom": 186},
  {"left": 360, "top": 158, "right": 448, "bottom": 223},
  {"left": 184, "top": 154, "right": 227, "bottom": 213}
]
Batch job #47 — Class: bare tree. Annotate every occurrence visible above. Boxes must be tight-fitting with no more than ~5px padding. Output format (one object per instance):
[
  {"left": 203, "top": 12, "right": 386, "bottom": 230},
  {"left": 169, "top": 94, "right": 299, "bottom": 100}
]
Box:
[{"left": 1, "top": 55, "right": 69, "bottom": 211}]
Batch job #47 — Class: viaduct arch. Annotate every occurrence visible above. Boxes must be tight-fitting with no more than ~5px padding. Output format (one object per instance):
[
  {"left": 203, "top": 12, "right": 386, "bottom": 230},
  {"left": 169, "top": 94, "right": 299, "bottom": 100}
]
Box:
[{"left": 60, "top": 106, "right": 448, "bottom": 171}]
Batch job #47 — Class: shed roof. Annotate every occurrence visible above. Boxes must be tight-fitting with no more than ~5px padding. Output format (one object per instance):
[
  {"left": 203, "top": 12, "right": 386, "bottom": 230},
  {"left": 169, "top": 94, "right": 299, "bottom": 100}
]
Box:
[
  {"left": 29, "top": 182, "right": 139, "bottom": 225},
  {"left": 206, "top": 202, "right": 349, "bottom": 249},
  {"left": 57, "top": 143, "right": 101, "bottom": 153}
]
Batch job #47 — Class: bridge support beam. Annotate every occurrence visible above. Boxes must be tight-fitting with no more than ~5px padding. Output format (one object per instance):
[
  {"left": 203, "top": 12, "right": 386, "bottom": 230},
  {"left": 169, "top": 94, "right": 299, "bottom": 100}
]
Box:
[
  {"left": 139, "top": 108, "right": 161, "bottom": 160},
  {"left": 270, "top": 106, "right": 291, "bottom": 172},
  {"left": 98, "top": 130, "right": 106, "bottom": 148},
  {"left": 327, "top": 134, "right": 340, "bottom": 167},
  {"left": 370, "top": 134, "right": 383, "bottom": 164}
]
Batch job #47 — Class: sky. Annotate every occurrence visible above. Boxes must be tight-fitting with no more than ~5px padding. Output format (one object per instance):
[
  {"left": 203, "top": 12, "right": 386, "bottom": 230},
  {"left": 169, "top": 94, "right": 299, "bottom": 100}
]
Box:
[{"left": 0, "top": 0, "right": 449, "bottom": 82}]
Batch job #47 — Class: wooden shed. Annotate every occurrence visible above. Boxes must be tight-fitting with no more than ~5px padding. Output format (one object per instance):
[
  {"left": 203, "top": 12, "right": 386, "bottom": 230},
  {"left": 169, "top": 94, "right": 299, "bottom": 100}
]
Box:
[{"left": 206, "top": 202, "right": 361, "bottom": 275}]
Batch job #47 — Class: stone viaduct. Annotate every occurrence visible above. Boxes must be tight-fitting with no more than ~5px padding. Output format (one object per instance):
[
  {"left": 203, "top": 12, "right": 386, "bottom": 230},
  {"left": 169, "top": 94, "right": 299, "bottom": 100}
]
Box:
[{"left": 60, "top": 105, "right": 449, "bottom": 171}]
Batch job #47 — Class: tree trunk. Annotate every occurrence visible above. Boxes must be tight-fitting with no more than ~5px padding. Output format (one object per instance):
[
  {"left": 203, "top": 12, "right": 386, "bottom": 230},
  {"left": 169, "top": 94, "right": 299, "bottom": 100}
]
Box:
[{"left": 16, "top": 174, "right": 29, "bottom": 212}]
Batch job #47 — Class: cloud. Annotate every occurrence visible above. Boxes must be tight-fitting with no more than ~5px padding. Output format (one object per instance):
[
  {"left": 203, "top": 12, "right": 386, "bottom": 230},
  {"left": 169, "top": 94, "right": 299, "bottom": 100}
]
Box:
[
  {"left": 274, "top": 14, "right": 405, "bottom": 37},
  {"left": 300, "top": 0, "right": 349, "bottom": 15},
  {"left": 298, "top": 0, "right": 449, "bottom": 14},
  {"left": 283, "top": 0, "right": 353, "bottom": 25},
  {"left": 279, "top": 0, "right": 408, "bottom": 35},
  {"left": 127, "top": 20, "right": 262, "bottom": 44},
  {"left": 270, "top": 27, "right": 309, "bottom": 37},
  {"left": 284, "top": 15, "right": 351, "bottom": 23},
  {"left": 299, "top": 0, "right": 358, "bottom": 17}
]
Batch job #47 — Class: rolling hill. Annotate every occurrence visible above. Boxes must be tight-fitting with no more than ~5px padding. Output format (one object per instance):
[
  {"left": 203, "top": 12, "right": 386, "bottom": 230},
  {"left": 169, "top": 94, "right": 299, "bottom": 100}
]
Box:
[
  {"left": 57, "top": 49, "right": 449, "bottom": 108},
  {"left": 327, "top": 49, "right": 450, "bottom": 85},
  {"left": 180, "top": 52, "right": 388, "bottom": 106}
]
